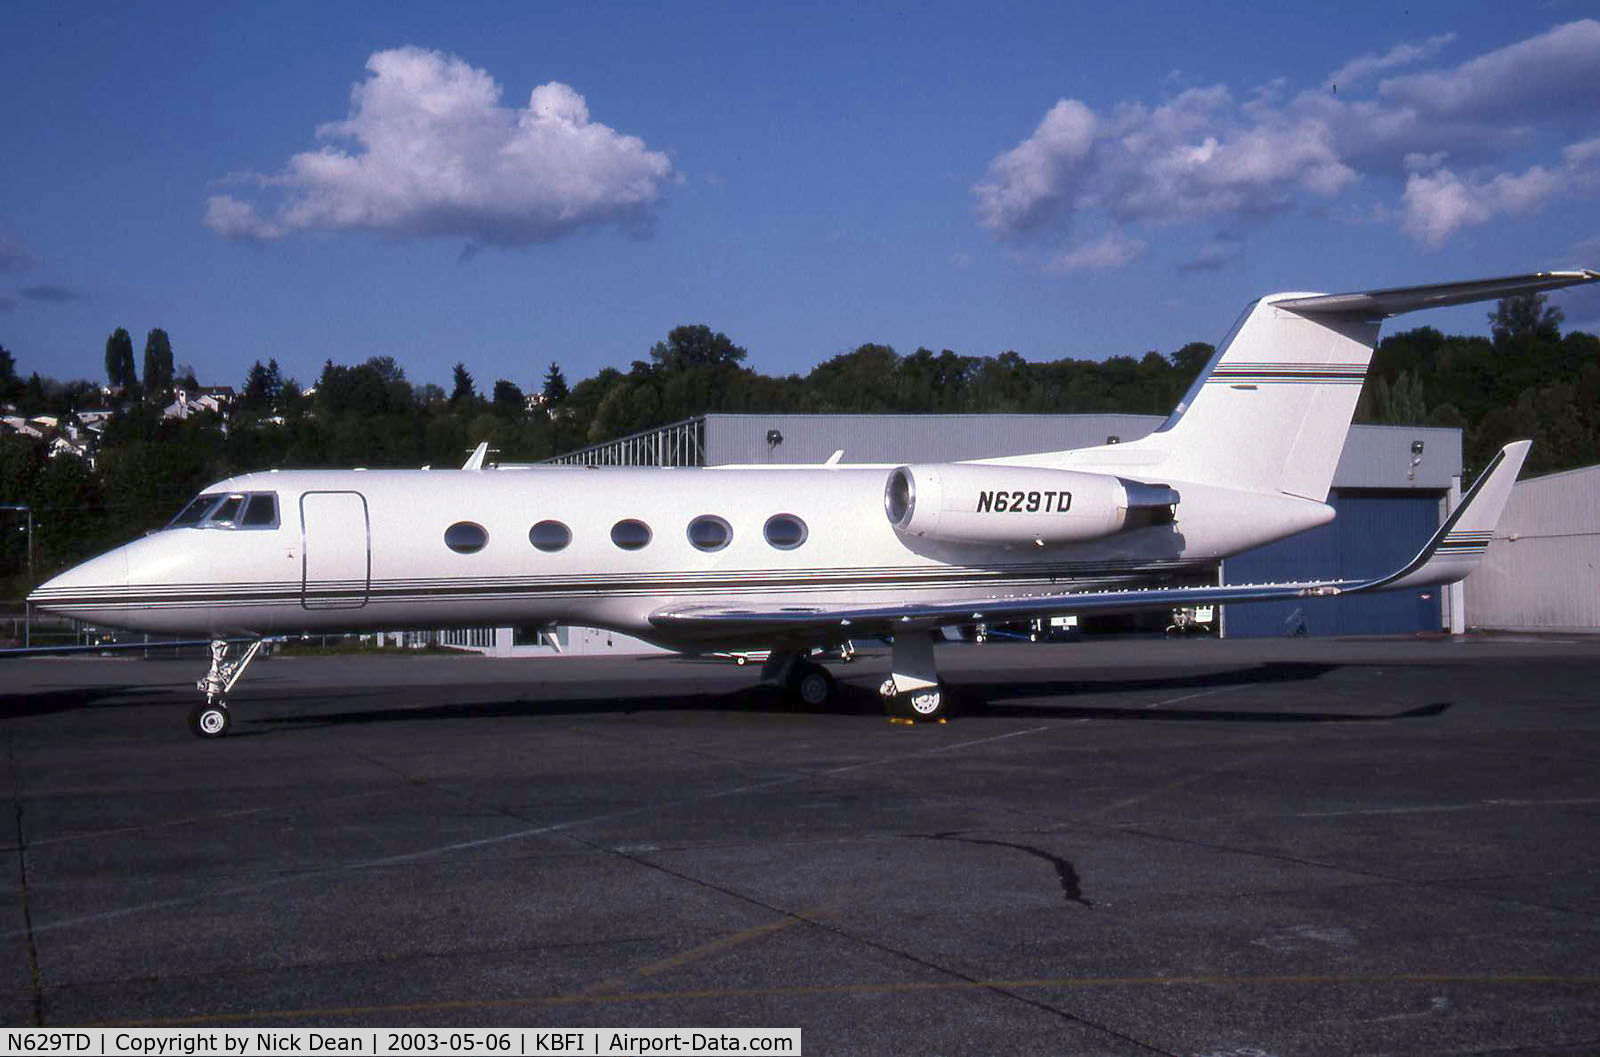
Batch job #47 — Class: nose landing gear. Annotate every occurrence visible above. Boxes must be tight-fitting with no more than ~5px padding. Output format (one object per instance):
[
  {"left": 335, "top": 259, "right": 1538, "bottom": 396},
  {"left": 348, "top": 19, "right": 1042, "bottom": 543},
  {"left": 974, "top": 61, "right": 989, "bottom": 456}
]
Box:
[{"left": 190, "top": 638, "right": 264, "bottom": 738}]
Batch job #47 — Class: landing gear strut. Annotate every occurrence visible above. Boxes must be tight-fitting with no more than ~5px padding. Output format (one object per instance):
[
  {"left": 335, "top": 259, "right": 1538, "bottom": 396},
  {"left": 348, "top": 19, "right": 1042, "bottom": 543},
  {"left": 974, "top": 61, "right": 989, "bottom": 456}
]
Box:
[
  {"left": 880, "top": 630, "right": 951, "bottom": 722},
  {"left": 760, "top": 650, "right": 838, "bottom": 707},
  {"left": 190, "top": 638, "right": 263, "bottom": 739}
]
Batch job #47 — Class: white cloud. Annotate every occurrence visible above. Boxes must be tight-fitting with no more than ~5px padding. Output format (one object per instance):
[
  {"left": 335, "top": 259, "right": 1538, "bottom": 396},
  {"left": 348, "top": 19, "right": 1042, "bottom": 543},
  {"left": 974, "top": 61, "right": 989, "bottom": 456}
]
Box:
[
  {"left": 975, "top": 86, "right": 1353, "bottom": 239},
  {"left": 1402, "top": 139, "right": 1599, "bottom": 247},
  {"left": 1046, "top": 231, "right": 1147, "bottom": 272},
  {"left": 207, "top": 47, "right": 674, "bottom": 246},
  {"left": 1378, "top": 20, "right": 1600, "bottom": 122},
  {"left": 975, "top": 19, "right": 1600, "bottom": 263},
  {"left": 1327, "top": 32, "right": 1455, "bottom": 88}
]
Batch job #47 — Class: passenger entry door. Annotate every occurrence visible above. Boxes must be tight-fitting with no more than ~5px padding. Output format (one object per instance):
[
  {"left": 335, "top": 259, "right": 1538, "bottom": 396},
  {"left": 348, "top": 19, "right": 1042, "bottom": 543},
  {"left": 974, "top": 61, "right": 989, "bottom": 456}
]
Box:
[{"left": 300, "top": 491, "right": 370, "bottom": 609}]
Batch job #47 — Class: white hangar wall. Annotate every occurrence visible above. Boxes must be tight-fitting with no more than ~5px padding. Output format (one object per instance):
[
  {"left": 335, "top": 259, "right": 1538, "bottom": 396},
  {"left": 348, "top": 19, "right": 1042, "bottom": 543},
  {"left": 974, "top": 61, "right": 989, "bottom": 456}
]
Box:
[{"left": 1465, "top": 464, "right": 1600, "bottom": 632}]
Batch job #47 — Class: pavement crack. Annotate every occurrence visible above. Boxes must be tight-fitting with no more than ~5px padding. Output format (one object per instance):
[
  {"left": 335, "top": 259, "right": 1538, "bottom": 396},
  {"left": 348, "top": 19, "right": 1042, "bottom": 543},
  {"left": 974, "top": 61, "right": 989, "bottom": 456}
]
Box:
[
  {"left": 7, "top": 731, "right": 44, "bottom": 1026},
  {"left": 585, "top": 843, "right": 1170, "bottom": 1054},
  {"left": 913, "top": 831, "right": 1094, "bottom": 909}
]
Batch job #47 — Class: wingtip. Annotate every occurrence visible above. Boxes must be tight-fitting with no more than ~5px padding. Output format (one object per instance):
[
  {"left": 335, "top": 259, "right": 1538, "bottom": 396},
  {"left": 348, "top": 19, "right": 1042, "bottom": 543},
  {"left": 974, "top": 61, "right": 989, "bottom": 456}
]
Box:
[{"left": 1498, "top": 439, "right": 1533, "bottom": 478}]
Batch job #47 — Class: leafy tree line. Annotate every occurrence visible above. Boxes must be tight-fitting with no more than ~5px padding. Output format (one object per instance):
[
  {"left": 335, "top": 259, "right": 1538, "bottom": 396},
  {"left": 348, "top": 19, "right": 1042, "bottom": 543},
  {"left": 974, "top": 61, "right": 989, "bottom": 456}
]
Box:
[{"left": 0, "top": 294, "right": 1594, "bottom": 592}]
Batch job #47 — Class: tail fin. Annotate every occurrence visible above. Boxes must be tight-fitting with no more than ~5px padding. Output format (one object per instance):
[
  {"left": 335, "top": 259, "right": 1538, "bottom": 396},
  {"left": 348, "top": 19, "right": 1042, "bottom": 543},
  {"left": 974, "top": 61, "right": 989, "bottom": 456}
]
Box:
[{"left": 1116, "top": 270, "right": 1597, "bottom": 501}]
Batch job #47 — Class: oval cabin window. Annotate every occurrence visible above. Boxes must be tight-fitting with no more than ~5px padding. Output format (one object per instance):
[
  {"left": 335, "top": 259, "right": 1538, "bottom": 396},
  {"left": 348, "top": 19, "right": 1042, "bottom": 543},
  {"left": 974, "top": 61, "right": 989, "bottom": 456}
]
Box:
[
  {"left": 610, "top": 519, "right": 652, "bottom": 551},
  {"left": 763, "top": 513, "right": 808, "bottom": 550},
  {"left": 529, "top": 520, "right": 572, "bottom": 553},
  {"left": 687, "top": 515, "right": 732, "bottom": 552},
  {"left": 444, "top": 521, "right": 488, "bottom": 554}
]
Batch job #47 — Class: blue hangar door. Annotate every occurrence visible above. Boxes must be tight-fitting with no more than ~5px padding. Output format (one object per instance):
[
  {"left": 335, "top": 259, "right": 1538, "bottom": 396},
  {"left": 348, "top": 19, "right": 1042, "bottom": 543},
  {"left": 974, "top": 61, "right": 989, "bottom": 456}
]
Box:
[{"left": 1221, "top": 490, "right": 1444, "bottom": 637}]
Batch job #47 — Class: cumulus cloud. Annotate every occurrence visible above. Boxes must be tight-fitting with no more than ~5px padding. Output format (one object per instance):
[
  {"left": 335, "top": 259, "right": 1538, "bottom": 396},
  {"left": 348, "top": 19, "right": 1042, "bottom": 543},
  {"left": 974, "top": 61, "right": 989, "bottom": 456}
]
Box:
[
  {"left": 1378, "top": 20, "right": 1600, "bottom": 122},
  {"left": 207, "top": 47, "right": 674, "bottom": 246},
  {"left": 1402, "top": 137, "right": 1600, "bottom": 247},
  {"left": 976, "top": 19, "right": 1600, "bottom": 263},
  {"left": 1047, "top": 231, "right": 1147, "bottom": 273},
  {"left": 975, "top": 86, "right": 1354, "bottom": 240},
  {"left": 1327, "top": 32, "right": 1455, "bottom": 88},
  {"left": 1180, "top": 233, "right": 1245, "bottom": 273}
]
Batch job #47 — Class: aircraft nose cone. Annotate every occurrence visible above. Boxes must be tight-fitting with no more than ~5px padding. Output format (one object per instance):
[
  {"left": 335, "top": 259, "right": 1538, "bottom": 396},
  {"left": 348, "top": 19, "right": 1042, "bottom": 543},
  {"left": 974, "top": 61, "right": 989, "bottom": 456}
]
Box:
[{"left": 27, "top": 547, "right": 131, "bottom": 617}]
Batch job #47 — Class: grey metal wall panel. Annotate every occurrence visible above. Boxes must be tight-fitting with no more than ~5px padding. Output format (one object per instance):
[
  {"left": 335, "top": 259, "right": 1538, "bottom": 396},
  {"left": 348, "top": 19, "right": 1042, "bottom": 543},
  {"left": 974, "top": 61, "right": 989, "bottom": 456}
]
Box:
[
  {"left": 1465, "top": 464, "right": 1600, "bottom": 631},
  {"left": 702, "top": 413, "right": 1461, "bottom": 489},
  {"left": 1330, "top": 426, "right": 1461, "bottom": 491},
  {"left": 702, "top": 413, "right": 1161, "bottom": 467}
]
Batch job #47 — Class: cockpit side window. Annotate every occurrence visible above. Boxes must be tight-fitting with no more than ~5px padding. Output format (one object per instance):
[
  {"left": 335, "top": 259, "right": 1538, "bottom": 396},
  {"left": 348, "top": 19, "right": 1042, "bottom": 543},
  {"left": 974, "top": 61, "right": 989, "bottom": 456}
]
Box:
[{"left": 239, "top": 493, "right": 279, "bottom": 527}]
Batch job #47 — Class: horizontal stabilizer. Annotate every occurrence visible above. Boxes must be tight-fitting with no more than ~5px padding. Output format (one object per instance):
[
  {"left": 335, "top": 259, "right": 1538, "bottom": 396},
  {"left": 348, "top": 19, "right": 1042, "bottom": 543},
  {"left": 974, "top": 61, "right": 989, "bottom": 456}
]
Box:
[
  {"left": 1351, "top": 440, "right": 1529, "bottom": 593},
  {"left": 1275, "top": 270, "right": 1599, "bottom": 317},
  {"left": 650, "top": 442, "right": 1532, "bottom": 640}
]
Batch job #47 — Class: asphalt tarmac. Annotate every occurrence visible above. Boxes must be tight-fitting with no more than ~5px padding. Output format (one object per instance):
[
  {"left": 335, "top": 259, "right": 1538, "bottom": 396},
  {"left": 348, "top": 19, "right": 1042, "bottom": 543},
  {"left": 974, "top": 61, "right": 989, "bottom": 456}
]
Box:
[{"left": 2, "top": 635, "right": 1599, "bottom": 1055}]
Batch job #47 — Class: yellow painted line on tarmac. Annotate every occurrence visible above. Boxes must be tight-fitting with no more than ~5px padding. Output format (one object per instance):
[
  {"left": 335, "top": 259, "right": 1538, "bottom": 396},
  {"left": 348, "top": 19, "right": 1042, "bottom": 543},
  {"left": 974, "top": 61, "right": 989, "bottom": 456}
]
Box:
[
  {"left": 576, "top": 910, "right": 827, "bottom": 996},
  {"left": 100, "top": 972, "right": 1600, "bottom": 1028}
]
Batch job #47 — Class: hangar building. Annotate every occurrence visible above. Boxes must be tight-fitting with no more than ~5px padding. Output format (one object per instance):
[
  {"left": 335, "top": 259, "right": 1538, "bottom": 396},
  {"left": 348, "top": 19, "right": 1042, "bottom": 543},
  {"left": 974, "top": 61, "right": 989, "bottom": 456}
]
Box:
[
  {"left": 549, "top": 414, "right": 1467, "bottom": 638},
  {"left": 1465, "top": 464, "right": 1600, "bottom": 632}
]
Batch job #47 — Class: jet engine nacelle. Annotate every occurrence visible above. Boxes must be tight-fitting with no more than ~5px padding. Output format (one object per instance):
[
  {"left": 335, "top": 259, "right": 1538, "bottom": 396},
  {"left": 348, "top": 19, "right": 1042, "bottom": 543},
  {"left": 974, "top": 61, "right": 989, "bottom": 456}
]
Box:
[{"left": 884, "top": 464, "right": 1178, "bottom": 545}]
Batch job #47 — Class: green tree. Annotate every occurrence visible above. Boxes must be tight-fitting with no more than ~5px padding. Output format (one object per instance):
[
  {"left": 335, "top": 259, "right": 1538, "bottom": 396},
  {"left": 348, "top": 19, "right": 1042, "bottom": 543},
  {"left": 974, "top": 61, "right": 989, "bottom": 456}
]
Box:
[
  {"left": 649, "top": 325, "right": 747, "bottom": 372},
  {"left": 0, "top": 344, "right": 21, "bottom": 405},
  {"left": 240, "top": 359, "right": 283, "bottom": 412},
  {"left": 450, "top": 363, "right": 477, "bottom": 408},
  {"left": 141, "top": 328, "right": 175, "bottom": 397},
  {"left": 1489, "top": 292, "right": 1563, "bottom": 344},
  {"left": 492, "top": 379, "right": 525, "bottom": 417},
  {"left": 104, "top": 328, "right": 136, "bottom": 390},
  {"left": 541, "top": 361, "right": 570, "bottom": 404}
]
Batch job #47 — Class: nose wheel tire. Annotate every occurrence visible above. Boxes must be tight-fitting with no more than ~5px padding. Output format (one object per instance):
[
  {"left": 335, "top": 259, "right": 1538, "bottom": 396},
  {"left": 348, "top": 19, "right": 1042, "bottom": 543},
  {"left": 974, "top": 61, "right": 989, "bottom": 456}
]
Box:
[{"left": 188, "top": 702, "right": 231, "bottom": 739}]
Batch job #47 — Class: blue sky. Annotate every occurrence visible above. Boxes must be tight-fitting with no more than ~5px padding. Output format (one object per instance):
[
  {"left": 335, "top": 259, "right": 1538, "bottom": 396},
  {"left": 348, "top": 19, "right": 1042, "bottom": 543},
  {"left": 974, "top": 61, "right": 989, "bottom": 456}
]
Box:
[{"left": 2, "top": 1, "right": 1597, "bottom": 394}]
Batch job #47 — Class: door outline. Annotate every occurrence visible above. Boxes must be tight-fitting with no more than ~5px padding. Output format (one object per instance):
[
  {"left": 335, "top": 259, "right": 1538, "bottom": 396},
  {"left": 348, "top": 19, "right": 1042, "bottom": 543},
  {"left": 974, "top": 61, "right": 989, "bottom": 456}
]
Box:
[{"left": 300, "top": 490, "right": 370, "bottom": 609}]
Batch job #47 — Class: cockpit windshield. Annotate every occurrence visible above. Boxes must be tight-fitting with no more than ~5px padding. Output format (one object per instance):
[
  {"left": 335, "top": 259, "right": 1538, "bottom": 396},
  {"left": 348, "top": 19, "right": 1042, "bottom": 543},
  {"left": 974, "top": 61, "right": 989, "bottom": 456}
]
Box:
[
  {"left": 169, "top": 494, "right": 222, "bottom": 527},
  {"left": 166, "top": 491, "right": 279, "bottom": 530}
]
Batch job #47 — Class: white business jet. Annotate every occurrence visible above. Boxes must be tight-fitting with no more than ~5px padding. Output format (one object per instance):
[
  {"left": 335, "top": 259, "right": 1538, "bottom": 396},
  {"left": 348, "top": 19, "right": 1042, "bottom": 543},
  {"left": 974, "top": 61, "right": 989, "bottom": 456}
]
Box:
[{"left": 25, "top": 270, "right": 1599, "bottom": 737}]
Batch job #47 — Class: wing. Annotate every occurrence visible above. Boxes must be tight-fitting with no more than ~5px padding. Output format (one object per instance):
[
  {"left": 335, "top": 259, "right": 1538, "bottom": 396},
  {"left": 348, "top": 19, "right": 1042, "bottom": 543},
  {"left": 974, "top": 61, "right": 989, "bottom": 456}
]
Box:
[
  {"left": 0, "top": 637, "right": 254, "bottom": 659},
  {"left": 650, "top": 441, "right": 1530, "bottom": 641}
]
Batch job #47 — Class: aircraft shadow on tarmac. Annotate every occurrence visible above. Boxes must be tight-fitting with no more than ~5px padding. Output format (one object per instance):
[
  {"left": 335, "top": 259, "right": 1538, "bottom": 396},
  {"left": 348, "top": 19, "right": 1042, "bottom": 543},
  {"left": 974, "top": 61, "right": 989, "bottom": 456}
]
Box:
[
  {"left": 0, "top": 685, "right": 169, "bottom": 719},
  {"left": 255, "top": 661, "right": 1451, "bottom": 730}
]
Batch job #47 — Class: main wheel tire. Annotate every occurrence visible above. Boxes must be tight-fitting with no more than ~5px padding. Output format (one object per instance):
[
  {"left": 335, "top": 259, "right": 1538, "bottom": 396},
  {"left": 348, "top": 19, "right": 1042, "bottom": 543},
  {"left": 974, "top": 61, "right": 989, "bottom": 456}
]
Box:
[
  {"left": 188, "top": 702, "right": 231, "bottom": 739},
  {"left": 791, "top": 663, "right": 836, "bottom": 707},
  {"left": 886, "top": 682, "right": 952, "bottom": 722}
]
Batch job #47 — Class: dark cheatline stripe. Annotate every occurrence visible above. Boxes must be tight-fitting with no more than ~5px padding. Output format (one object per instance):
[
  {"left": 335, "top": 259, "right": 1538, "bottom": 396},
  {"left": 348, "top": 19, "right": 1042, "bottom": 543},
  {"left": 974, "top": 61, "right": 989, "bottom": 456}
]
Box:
[
  {"left": 31, "top": 560, "right": 1203, "bottom": 609},
  {"left": 32, "top": 564, "right": 1205, "bottom": 613},
  {"left": 1208, "top": 362, "right": 1367, "bottom": 385}
]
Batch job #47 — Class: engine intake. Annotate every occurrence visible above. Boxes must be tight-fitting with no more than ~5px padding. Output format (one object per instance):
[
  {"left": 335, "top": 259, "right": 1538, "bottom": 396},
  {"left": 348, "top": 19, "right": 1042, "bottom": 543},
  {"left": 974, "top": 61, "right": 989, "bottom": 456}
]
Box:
[{"left": 885, "top": 464, "right": 1177, "bottom": 545}]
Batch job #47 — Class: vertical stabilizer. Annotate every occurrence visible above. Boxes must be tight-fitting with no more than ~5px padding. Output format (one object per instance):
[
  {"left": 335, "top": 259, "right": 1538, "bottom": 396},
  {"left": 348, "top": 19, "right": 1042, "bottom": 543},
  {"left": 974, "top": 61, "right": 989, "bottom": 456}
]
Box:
[
  {"left": 1134, "top": 297, "right": 1379, "bottom": 501},
  {"left": 1101, "top": 270, "right": 1598, "bottom": 501}
]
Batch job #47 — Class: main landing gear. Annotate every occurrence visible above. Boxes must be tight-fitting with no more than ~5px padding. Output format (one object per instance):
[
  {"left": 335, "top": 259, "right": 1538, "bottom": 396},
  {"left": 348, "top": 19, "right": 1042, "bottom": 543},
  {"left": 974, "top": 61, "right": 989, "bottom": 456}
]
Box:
[
  {"left": 189, "top": 638, "right": 264, "bottom": 738},
  {"left": 761, "top": 651, "right": 837, "bottom": 708},
  {"left": 760, "top": 631, "right": 951, "bottom": 722},
  {"left": 878, "top": 630, "right": 951, "bottom": 722}
]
